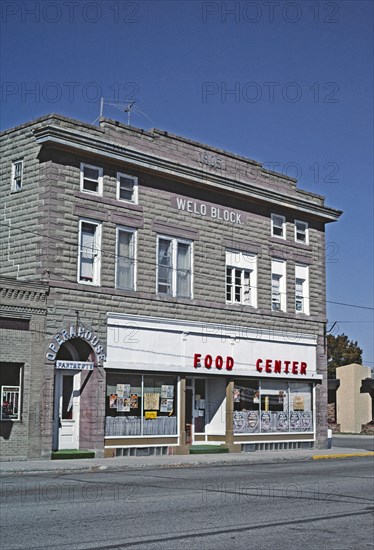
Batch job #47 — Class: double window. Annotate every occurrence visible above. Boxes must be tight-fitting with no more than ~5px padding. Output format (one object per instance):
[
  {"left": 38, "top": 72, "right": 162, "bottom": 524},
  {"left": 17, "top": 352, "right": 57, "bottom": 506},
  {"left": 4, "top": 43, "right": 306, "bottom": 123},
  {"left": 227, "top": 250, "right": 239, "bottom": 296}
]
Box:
[
  {"left": 157, "top": 237, "right": 192, "bottom": 298},
  {"left": 117, "top": 173, "right": 138, "bottom": 203},
  {"left": 11, "top": 160, "right": 23, "bottom": 192},
  {"left": 80, "top": 163, "right": 103, "bottom": 195},
  {"left": 271, "top": 214, "right": 286, "bottom": 239},
  {"left": 116, "top": 228, "right": 137, "bottom": 291},
  {"left": 295, "top": 263, "right": 309, "bottom": 314},
  {"left": 271, "top": 259, "right": 286, "bottom": 312},
  {"left": 78, "top": 220, "right": 101, "bottom": 285},
  {"left": 225, "top": 250, "right": 257, "bottom": 307}
]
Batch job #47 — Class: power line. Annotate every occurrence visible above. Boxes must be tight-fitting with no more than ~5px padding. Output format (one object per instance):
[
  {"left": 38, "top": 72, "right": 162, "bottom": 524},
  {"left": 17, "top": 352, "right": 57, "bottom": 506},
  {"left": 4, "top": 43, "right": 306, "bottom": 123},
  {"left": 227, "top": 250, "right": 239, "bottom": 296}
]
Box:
[{"left": 327, "top": 300, "right": 374, "bottom": 311}]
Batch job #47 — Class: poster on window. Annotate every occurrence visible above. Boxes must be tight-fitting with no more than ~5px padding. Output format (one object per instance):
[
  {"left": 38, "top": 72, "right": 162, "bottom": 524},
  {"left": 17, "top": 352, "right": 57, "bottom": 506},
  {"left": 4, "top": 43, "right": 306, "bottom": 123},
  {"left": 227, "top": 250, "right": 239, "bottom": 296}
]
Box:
[
  {"left": 144, "top": 393, "right": 160, "bottom": 411},
  {"left": 117, "top": 397, "right": 125, "bottom": 412},
  {"left": 293, "top": 395, "right": 305, "bottom": 411},
  {"left": 130, "top": 394, "right": 138, "bottom": 409},
  {"left": 109, "top": 394, "right": 117, "bottom": 409},
  {"left": 300, "top": 411, "right": 312, "bottom": 431},
  {"left": 247, "top": 410, "right": 259, "bottom": 431},
  {"left": 123, "top": 398, "right": 131, "bottom": 412},
  {"left": 233, "top": 411, "right": 245, "bottom": 433},
  {"left": 160, "top": 398, "right": 174, "bottom": 413},
  {"left": 233, "top": 388, "right": 241, "bottom": 403},
  {"left": 261, "top": 411, "right": 272, "bottom": 431},
  {"left": 161, "top": 385, "right": 174, "bottom": 399},
  {"left": 276, "top": 411, "right": 289, "bottom": 431},
  {"left": 117, "top": 384, "right": 130, "bottom": 398},
  {"left": 290, "top": 411, "right": 301, "bottom": 430}
]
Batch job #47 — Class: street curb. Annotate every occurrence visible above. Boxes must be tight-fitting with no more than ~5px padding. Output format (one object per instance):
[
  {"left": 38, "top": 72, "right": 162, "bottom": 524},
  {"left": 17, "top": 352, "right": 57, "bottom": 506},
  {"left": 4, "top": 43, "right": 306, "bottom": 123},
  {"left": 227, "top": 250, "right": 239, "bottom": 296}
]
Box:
[{"left": 312, "top": 452, "right": 374, "bottom": 460}]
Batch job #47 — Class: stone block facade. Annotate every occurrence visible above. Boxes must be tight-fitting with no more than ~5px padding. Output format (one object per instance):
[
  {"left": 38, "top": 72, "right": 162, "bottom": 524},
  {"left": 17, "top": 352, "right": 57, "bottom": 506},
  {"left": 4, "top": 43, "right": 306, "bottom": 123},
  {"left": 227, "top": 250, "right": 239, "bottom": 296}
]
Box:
[{"left": 0, "top": 114, "right": 341, "bottom": 459}]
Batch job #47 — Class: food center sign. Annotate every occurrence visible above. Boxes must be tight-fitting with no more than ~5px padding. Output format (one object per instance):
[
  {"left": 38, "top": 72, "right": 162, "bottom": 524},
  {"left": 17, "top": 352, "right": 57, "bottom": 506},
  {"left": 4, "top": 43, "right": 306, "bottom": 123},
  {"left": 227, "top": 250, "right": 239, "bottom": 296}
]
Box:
[{"left": 105, "top": 315, "right": 319, "bottom": 380}]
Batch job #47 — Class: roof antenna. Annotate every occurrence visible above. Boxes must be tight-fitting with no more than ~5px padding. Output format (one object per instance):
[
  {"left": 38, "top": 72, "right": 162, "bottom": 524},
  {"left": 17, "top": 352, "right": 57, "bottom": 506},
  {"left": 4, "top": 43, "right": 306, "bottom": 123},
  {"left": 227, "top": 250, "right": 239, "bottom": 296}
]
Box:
[{"left": 92, "top": 98, "right": 153, "bottom": 127}]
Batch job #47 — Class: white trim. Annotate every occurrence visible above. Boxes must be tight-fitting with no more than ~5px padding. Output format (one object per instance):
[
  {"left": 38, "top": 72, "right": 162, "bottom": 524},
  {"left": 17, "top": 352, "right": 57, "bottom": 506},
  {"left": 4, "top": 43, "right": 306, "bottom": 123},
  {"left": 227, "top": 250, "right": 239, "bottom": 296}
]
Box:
[
  {"left": 115, "top": 226, "right": 137, "bottom": 291},
  {"left": 77, "top": 218, "right": 102, "bottom": 286},
  {"left": 271, "top": 258, "right": 287, "bottom": 312},
  {"left": 80, "top": 162, "right": 103, "bottom": 195},
  {"left": 295, "top": 263, "right": 310, "bottom": 315},
  {"left": 104, "top": 436, "right": 178, "bottom": 441},
  {"left": 104, "top": 444, "right": 178, "bottom": 448},
  {"left": 156, "top": 235, "right": 193, "bottom": 299},
  {"left": 11, "top": 160, "right": 23, "bottom": 193},
  {"left": 116, "top": 172, "right": 138, "bottom": 203},
  {"left": 271, "top": 213, "right": 286, "bottom": 239}
]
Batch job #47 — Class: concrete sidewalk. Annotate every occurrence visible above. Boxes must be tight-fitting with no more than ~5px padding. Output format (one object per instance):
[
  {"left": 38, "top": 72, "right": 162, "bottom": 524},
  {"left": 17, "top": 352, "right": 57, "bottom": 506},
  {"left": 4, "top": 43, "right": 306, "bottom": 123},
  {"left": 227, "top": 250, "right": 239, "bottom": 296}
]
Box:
[{"left": 1, "top": 446, "right": 373, "bottom": 477}]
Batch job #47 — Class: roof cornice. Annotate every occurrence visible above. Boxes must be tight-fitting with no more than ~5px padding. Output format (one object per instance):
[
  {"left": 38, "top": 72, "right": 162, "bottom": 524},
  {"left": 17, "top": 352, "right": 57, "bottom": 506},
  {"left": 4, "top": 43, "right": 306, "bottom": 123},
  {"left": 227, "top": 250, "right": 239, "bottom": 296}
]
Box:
[{"left": 34, "top": 124, "right": 342, "bottom": 222}]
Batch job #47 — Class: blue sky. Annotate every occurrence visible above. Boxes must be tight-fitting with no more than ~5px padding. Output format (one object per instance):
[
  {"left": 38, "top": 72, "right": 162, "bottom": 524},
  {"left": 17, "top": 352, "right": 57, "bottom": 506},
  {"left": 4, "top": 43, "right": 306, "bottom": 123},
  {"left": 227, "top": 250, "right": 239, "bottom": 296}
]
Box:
[{"left": 1, "top": 0, "right": 373, "bottom": 366}]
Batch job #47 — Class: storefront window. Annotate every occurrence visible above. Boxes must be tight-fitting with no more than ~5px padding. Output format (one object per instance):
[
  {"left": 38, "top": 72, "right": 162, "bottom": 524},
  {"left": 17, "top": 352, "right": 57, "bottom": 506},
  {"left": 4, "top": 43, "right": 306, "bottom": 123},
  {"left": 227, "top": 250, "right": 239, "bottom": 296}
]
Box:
[
  {"left": 143, "top": 375, "right": 177, "bottom": 435},
  {"left": 233, "top": 379, "right": 313, "bottom": 434},
  {"left": 194, "top": 378, "right": 206, "bottom": 433},
  {"left": 260, "top": 380, "right": 289, "bottom": 433},
  {"left": 233, "top": 380, "right": 260, "bottom": 434},
  {"left": 289, "top": 382, "right": 313, "bottom": 432},
  {"left": 105, "top": 373, "right": 178, "bottom": 437}
]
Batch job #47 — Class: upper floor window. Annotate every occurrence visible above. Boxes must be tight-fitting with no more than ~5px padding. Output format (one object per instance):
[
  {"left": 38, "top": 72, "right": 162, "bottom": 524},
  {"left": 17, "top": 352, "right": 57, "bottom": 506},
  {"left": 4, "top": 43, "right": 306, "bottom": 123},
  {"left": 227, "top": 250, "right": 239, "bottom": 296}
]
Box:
[
  {"left": 11, "top": 160, "right": 23, "bottom": 192},
  {"left": 78, "top": 219, "right": 101, "bottom": 285},
  {"left": 80, "top": 163, "right": 103, "bottom": 195},
  {"left": 271, "top": 214, "right": 286, "bottom": 239},
  {"left": 116, "top": 227, "right": 137, "bottom": 291},
  {"left": 117, "top": 173, "right": 138, "bottom": 203},
  {"left": 271, "top": 259, "right": 286, "bottom": 312},
  {"left": 225, "top": 250, "right": 257, "bottom": 307},
  {"left": 157, "top": 236, "right": 192, "bottom": 298},
  {"left": 295, "top": 220, "right": 309, "bottom": 244},
  {"left": 295, "top": 264, "right": 309, "bottom": 315}
]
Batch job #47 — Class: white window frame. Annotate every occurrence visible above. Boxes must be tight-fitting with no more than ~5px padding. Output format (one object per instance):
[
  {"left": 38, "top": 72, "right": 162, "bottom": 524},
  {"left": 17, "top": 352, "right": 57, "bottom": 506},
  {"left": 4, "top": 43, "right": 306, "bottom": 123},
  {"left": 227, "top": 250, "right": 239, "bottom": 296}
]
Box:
[
  {"left": 271, "top": 259, "right": 287, "bottom": 312},
  {"left": 156, "top": 236, "right": 193, "bottom": 299},
  {"left": 77, "top": 219, "right": 102, "bottom": 286},
  {"left": 271, "top": 214, "right": 286, "bottom": 239},
  {"left": 115, "top": 227, "right": 137, "bottom": 291},
  {"left": 295, "top": 220, "right": 309, "bottom": 244},
  {"left": 116, "top": 172, "right": 138, "bottom": 203},
  {"left": 1, "top": 364, "right": 22, "bottom": 421},
  {"left": 80, "top": 163, "right": 103, "bottom": 195},
  {"left": 225, "top": 249, "right": 257, "bottom": 307},
  {"left": 11, "top": 160, "right": 23, "bottom": 192},
  {"left": 295, "top": 263, "right": 310, "bottom": 315}
]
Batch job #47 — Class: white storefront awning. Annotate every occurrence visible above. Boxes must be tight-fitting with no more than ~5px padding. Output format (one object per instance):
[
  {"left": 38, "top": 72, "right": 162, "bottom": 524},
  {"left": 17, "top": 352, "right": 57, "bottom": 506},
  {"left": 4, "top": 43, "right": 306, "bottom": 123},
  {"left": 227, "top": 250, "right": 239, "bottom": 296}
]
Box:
[{"left": 104, "top": 314, "right": 322, "bottom": 382}]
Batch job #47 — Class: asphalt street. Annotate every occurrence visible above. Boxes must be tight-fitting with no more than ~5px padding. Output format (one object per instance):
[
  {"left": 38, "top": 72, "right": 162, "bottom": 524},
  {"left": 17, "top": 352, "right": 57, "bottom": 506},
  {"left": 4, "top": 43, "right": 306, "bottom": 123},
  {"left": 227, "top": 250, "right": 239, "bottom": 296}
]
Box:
[
  {"left": 1, "top": 457, "right": 373, "bottom": 550},
  {"left": 332, "top": 435, "right": 374, "bottom": 452}
]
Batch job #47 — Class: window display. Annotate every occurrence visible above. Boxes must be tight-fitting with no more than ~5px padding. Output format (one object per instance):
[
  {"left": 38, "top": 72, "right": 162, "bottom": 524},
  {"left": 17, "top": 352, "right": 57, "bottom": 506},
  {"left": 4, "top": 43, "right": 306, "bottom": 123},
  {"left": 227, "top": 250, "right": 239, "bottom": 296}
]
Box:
[
  {"left": 105, "top": 373, "right": 178, "bottom": 437},
  {"left": 233, "top": 379, "right": 313, "bottom": 434}
]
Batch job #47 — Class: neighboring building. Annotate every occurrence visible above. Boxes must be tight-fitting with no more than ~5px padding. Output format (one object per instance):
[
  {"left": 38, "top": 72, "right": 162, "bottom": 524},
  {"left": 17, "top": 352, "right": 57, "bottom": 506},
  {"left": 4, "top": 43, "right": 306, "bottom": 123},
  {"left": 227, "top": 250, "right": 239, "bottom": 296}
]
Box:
[
  {"left": 336, "top": 363, "right": 373, "bottom": 433},
  {"left": 0, "top": 114, "right": 341, "bottom": 460}
]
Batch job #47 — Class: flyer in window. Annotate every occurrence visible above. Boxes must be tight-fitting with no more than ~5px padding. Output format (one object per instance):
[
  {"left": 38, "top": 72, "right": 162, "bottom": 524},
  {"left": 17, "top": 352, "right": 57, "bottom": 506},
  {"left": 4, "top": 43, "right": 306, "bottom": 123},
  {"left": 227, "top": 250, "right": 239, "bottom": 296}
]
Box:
[
  {"left": 160, "top": 398, "right": 168, "bottom": 413},
  {"left": 123, "top": 398, "right": 131, "bottom": 412},
  {"left": 293, "top": 395, "right": 305, "bottom": 411},
  {"left": 144, "top": 392, "right": 160, "bottom": 410},
  {"left": 117, "top": 384, "right": 130, "bottom": 398},
  {"left": 117, "top": 397, "right": 125, "bottom": 412},
  {"left": 109, "top": 394, "right": 117, "bottom": 409},
  {"left": 233, "top": 388, "right": 241, "bottom": 402},
  {"left": 130, "top": 394, "right": 138, "bottom": 409},
  {"left": 161, "top": 385, "right": 174, "bottom": 399}
]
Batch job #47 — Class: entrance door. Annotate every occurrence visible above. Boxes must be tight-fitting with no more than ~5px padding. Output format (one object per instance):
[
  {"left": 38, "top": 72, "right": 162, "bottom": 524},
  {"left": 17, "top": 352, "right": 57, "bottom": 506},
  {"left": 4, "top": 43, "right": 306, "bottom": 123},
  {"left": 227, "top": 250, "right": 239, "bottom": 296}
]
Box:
[
  {"left": 185, "top": 378, "right": 206, "bottom": 444},
  {"left": 56, "top": 372, "right": 80, "bottom": 450}
]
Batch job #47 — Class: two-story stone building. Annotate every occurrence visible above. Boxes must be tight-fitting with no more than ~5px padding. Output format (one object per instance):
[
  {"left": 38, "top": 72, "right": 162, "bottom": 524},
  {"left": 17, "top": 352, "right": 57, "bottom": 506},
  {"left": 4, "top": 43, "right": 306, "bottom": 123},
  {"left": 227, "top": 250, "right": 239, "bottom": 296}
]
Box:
[{"left": 0, "top": 114, "right": 341, "bottom": 460}]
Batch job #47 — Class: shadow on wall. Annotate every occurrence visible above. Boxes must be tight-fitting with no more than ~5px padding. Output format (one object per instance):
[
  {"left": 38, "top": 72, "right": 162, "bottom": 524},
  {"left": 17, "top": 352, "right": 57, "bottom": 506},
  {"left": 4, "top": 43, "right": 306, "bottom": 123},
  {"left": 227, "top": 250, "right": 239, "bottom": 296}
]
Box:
[{"left": 0, "top": 421, "right": 13, "bottom": 440}]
